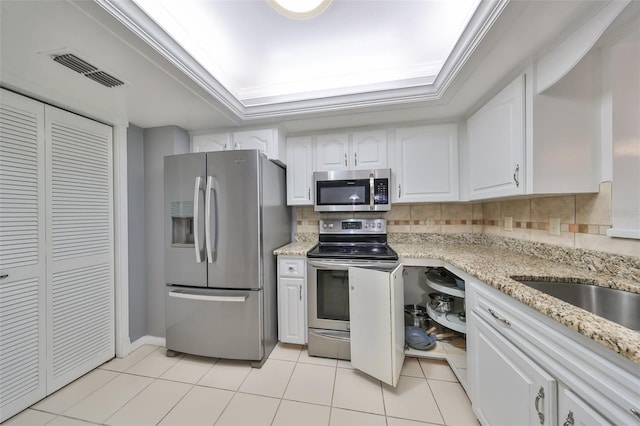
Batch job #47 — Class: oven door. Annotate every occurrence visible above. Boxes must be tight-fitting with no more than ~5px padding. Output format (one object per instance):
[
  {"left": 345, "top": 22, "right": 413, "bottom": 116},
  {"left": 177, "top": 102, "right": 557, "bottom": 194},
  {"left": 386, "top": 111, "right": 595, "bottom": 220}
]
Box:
[{"left": 307, "top": 259, "right": 399, "bottom": 331}]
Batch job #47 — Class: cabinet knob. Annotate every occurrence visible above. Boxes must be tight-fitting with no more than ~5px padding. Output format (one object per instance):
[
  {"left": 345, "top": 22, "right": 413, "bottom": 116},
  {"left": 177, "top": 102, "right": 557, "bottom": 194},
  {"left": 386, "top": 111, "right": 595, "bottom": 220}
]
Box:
[
  {"left": 344, "top": 153, "right": 347, "bottom": 167},
  {"left": 513, "top": 164, "right": 520, "bottom": 188},
  {"left": 354, "top": 152, "right": 357, "bottom": 166},
  {"left": 0, "top": 273, "right": 8, "bottom": 280},
  {"left": 308, "top": 188, "right": 311, "bottom": 200},
  {"left": 288, "top": 266, "right": 295, "bottom": 272},
  {"left": 398, "top": 184, "right": 402, "bottom": 198}
]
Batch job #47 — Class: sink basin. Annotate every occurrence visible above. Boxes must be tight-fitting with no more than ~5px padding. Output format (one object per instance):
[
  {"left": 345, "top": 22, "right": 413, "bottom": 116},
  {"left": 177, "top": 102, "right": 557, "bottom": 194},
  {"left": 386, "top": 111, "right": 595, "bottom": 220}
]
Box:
[{"left": 515, "top": 280, "right": 640, "bottom": 331}]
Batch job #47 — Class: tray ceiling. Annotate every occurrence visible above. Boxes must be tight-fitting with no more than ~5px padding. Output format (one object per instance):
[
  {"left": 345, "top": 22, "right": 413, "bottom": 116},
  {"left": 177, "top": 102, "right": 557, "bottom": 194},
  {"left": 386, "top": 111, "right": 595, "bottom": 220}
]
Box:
[
  {"left": 130, "top": 0, "right": 482, "bottom": 106},
  {"left": 1, "top": 0, "right": 630, "bottom": 131}
]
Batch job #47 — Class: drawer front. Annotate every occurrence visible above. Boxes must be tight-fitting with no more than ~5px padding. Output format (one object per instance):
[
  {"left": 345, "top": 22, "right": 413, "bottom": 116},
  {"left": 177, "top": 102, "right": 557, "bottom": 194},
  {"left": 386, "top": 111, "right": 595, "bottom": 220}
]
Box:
[
  {"left": 279, "top": 257, "right": 305, "bottom": 278},
  {"left": 166, "top": 286, "right": 263, "bottom": 360}
]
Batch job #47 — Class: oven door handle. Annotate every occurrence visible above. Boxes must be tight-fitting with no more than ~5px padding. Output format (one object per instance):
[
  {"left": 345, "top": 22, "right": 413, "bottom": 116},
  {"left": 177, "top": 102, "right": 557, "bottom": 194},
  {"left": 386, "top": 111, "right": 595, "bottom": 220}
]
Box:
[{"left": 308, "top": 260, "right": 398, "bottom": 270}]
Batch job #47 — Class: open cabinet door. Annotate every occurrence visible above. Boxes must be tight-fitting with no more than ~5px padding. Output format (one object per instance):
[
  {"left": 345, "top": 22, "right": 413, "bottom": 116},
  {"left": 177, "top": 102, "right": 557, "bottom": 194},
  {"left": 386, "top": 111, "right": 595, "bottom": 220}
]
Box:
[{"left": 349, "top": 264, "right": 404, "bottom": 387}]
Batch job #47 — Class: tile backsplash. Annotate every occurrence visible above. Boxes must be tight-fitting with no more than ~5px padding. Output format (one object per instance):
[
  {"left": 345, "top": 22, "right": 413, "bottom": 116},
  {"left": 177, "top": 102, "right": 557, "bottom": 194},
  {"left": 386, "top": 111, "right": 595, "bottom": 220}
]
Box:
[{"left": 296, "top": 182, "right": 640, "bottom": 259}]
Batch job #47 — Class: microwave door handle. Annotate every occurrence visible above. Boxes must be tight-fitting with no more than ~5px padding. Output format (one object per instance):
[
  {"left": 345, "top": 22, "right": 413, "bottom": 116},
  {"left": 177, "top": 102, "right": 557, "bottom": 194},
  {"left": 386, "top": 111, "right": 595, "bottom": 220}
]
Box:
[
  {"left": 205, "top": 176, "right": 213, "bottom": 263},
  {"left": 369, "top": 173, "right": 375, "bottom": 210},
  {"left": 193, "top": 176, "right": 203, "bottom": 263}
]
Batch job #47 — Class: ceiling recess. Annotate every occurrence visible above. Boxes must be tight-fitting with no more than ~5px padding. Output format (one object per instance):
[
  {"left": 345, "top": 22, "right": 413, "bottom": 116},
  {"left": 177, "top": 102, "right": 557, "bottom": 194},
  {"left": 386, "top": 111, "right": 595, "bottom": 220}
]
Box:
[{"left": 52, "top": 53, "right": 124, "bottom": 88}]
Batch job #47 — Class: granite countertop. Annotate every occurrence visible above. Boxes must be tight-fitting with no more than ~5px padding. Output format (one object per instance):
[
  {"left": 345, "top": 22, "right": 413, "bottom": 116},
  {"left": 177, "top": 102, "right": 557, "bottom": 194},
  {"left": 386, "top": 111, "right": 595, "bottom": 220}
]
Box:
[
  {"left": 274, "top": 241, "right": 317, "bottom": 256},
  {"left": 391, "top": 242, "right": 640, "bottom": 365},
  {"left": 273, "top": 238, "right": 640, "bottom": 365}
]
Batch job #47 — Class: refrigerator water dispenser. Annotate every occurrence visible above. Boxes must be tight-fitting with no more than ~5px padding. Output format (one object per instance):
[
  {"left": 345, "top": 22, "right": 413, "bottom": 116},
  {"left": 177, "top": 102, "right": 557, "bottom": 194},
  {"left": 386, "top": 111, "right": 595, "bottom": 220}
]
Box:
[{"left": 170, "top": 201, "right": 194, "bottom": 246}]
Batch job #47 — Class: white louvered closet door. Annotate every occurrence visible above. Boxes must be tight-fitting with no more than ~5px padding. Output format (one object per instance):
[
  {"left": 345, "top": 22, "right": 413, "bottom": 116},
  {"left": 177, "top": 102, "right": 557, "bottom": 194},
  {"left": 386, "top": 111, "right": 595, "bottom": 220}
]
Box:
[
  {"left": 44, "top": 106, "right": 114, "bottom": 393},
  {"left": 0, "top": 89, "right": 47, "bottom": 422}
]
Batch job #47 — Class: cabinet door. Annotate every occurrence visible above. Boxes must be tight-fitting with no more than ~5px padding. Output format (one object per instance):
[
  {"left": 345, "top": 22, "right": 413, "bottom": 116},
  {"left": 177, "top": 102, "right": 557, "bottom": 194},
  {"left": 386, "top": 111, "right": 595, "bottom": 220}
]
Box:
[
  {"left": 558, "top": 385, "right": 612, "bottom": 426},
  {"left": 467, "top": 75, "right": 525, "bottom": 200},
  {"left": 233, "top": 129, "right": 273, "bottom": 154},
  {"left": 314, "top": 133, "right": 349, "bottom": 171},
  {"left": 278, "top": 277, "right": 306, "bottom": 344},
  {"left": 349, "top": 264, "right": 404, "bottom": 387},
  {"left": 350, "top": 130, "right": 387, "bottom": 170},
  {"left": 469, "top": 312, "right": 556, "bottom": 426},
  {"left": 192, "top": 133, "right": 230, "bottom": 153},
  {"left": 393, "top": 124, "right": 459, "bottom": 202},
  {"left": 0, "top": 89, "right": 47, "bottom": 422},
  {"left": 286, "top": 136, "right": 313, "bottom": 205},
  {"left": 45, "top": 106, "right": 114, "bottom": 393}
]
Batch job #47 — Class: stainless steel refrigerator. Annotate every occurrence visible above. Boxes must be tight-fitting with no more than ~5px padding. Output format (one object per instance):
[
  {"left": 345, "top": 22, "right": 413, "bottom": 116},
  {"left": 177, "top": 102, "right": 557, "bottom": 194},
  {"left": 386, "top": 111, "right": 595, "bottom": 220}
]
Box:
[{"left": 164, "top": 149, "right": 291, "bottom": 367}]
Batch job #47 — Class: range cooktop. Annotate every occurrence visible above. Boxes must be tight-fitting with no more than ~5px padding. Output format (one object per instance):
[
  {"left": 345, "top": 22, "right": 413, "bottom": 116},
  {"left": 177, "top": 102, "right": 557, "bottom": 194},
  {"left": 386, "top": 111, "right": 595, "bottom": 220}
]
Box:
[{"left": 306, "top": 218, "right": 398, "bottom": 260}]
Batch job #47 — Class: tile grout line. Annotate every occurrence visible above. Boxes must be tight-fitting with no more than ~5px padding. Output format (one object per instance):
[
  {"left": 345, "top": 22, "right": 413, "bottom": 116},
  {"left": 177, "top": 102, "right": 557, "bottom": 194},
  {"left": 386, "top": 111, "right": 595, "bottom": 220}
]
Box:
[{"left": 269, "top": 348, "right": 302, "bottom": 425}]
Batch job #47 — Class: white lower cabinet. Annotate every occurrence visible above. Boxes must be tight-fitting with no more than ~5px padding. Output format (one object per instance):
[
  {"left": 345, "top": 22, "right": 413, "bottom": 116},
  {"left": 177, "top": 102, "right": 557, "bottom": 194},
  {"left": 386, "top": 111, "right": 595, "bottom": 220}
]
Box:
[
  {"left": 349, "top": 264, "right": 404, "bottom": 387},
  {"left": 277, "top": 256, "right": 306, "bottom": 345},
  {"left": 558, "top": 385, "right": 612, "bottom": 426},
  {"left": 467, "top": 280, "right": 640, "bottom": 426},
  {"left": 469, "top": 312, "right": 555, "bottom": 426}
]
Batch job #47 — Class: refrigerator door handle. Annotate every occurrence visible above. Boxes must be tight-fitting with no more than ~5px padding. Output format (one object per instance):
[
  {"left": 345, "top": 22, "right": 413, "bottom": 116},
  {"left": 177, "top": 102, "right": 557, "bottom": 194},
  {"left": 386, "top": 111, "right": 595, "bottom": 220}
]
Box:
[
  {"left": 168, "top": 290, "right": 248, "bottom": 303},
  {"left": 193, "top": 176, "right": 203, "bottom": 263},
  {"left": 205, "top": 176, "right": 214, "bottom": 263}
]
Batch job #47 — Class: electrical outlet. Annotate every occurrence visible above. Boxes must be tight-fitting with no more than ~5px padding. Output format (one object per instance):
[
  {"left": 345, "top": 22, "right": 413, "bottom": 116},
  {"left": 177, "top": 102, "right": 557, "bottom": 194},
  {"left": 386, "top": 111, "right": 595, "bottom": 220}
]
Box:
[
  {"left": 427, "top": 217, "right": 435, "bottom": 227},
  {"left": 504, "top": 216, "right": 513, "bottom": 231},
  {"left": 549, "top": 218, "right": 561, "bottom": 236}
]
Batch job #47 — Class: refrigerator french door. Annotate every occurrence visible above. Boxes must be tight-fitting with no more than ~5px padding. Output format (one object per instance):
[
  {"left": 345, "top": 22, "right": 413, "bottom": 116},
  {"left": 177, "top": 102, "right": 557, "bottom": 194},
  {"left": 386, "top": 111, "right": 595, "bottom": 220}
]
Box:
[{"left": 164, "top": 150, "right": 289, "bottom": 366}]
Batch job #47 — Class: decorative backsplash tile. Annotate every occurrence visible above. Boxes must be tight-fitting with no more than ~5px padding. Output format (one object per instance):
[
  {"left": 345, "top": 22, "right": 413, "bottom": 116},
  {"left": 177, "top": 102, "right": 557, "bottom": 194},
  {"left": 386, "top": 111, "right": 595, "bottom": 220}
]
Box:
[{"left": 294, "top": 182, "right": 639, "bottom": 259}]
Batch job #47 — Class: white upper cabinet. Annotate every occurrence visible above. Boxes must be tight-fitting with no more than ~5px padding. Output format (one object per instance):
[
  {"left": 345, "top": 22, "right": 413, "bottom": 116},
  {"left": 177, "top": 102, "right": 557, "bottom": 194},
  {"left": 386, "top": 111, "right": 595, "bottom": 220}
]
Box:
[
  {"left": 191, "top": 128, "right": 286, "bottom": 165},
  {"left": 314, "top": 130, "right": 388, "bottom": 171},
  {"left": 233, "top": 128, "right": 273, "bottom": 152},
  {"left": 314, "top": 133, "right": 350, "bottom": 171},
  {"left": 392, "top": 124, "right": 459, "bottom": 203},
  {"left": 192, "top": 132, "right": 230, "bottom": 153},
  {"left": 466, "top": 63, "right": 601, "bottom": 202},
  {"left": 467, "top": 75, "right": 525, "bottom": 200},
  {"left": 286, "top": 136, "right": 314, "bottom": 206},
  {"left": 349, "top": 130, "right": 387, "bottom": 170}
]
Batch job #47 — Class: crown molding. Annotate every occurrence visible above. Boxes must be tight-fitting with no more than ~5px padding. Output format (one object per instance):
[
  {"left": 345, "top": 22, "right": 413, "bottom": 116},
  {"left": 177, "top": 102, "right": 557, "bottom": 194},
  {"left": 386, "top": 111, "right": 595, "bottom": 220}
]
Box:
[{"left": 93, "top": 0, "right": 508, "bottom": 122}]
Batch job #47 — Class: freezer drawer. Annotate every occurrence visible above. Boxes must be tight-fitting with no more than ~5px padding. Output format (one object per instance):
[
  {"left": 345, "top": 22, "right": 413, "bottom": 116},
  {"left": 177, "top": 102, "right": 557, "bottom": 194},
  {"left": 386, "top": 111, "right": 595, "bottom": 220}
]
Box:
[{"left": 166, "top": 286, "right": 263, "bottom": 361}]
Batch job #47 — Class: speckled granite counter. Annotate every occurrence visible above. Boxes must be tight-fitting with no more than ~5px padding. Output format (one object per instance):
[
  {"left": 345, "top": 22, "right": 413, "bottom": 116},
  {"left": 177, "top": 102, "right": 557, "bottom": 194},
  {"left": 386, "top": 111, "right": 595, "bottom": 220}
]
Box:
[
  {"left": 274, "top": 235, "right": 640, "bottom": 365},
  {"left": 274, "top": 241, "right": 317, "bottom": 256},
  {"left": 391, "top": 241, "right": 640, "bottom": 365}
]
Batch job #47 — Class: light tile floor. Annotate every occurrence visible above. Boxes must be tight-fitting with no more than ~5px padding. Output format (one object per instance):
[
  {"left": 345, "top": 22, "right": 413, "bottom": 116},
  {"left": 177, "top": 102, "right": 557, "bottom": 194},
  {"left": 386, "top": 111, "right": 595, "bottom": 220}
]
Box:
[{"left": 6, "top": 343, "right": 478, "bottom": 426}]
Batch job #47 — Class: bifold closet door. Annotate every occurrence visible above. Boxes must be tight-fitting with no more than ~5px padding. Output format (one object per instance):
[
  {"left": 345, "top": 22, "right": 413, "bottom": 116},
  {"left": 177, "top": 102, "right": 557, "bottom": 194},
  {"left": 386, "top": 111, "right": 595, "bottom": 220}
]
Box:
[
  {"left": 44, "top": 106, "right": 114, "bottom": 393},
  {"left": 0, "top": 90, "right": 47, "bottom": 422}
]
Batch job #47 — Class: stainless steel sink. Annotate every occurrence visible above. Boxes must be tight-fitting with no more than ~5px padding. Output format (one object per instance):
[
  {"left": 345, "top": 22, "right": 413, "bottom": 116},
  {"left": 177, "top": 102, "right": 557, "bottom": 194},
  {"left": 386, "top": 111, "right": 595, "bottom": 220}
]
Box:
[{"left": 515, "top": 280, "right": 640, "bottom": 331}]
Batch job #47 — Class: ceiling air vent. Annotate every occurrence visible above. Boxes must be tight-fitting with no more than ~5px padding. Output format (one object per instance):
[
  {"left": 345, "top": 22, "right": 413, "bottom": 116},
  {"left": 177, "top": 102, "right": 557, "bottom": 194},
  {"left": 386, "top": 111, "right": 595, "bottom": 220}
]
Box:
[{"left": 52, "top": 53, "right": 124, "bottom": 88}]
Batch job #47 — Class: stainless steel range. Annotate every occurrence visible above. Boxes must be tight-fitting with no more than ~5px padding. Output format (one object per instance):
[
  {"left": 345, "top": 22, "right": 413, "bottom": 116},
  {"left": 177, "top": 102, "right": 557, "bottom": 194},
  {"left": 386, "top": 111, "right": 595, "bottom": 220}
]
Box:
[{"left": 306, "top": 218, "right": 399, "bottom": 360}]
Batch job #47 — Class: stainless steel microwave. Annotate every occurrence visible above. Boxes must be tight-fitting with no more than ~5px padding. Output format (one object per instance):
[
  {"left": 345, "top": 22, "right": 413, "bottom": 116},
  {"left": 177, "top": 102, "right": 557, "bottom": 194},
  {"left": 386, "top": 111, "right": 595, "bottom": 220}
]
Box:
[{"left": 313, "top": 169, "right": 391, "bottom": 212}]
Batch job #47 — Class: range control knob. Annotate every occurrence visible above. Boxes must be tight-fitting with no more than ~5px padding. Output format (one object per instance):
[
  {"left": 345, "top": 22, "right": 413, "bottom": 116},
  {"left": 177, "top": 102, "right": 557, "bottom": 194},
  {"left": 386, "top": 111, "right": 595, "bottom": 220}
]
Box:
[
  {"left": 328, "top": 223, "right": 334, "bottom": 228},
  {"left": 322, "top": 223, "right": 328, "bottom": 229}
]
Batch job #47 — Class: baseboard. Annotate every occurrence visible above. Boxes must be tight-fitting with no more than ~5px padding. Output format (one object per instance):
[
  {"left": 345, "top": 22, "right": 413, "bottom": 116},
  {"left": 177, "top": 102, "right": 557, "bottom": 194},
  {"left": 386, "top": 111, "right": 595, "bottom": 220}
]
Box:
[{"left": 128, "top": 335, "right": 167, "bottom": 354}]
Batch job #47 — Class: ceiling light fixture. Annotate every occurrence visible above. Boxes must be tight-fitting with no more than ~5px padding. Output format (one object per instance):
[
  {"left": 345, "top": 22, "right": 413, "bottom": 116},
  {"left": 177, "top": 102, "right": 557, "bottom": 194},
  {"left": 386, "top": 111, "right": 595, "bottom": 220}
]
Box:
[{"left": 268, "top": 0, "right": 331, "bottom": 19}]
